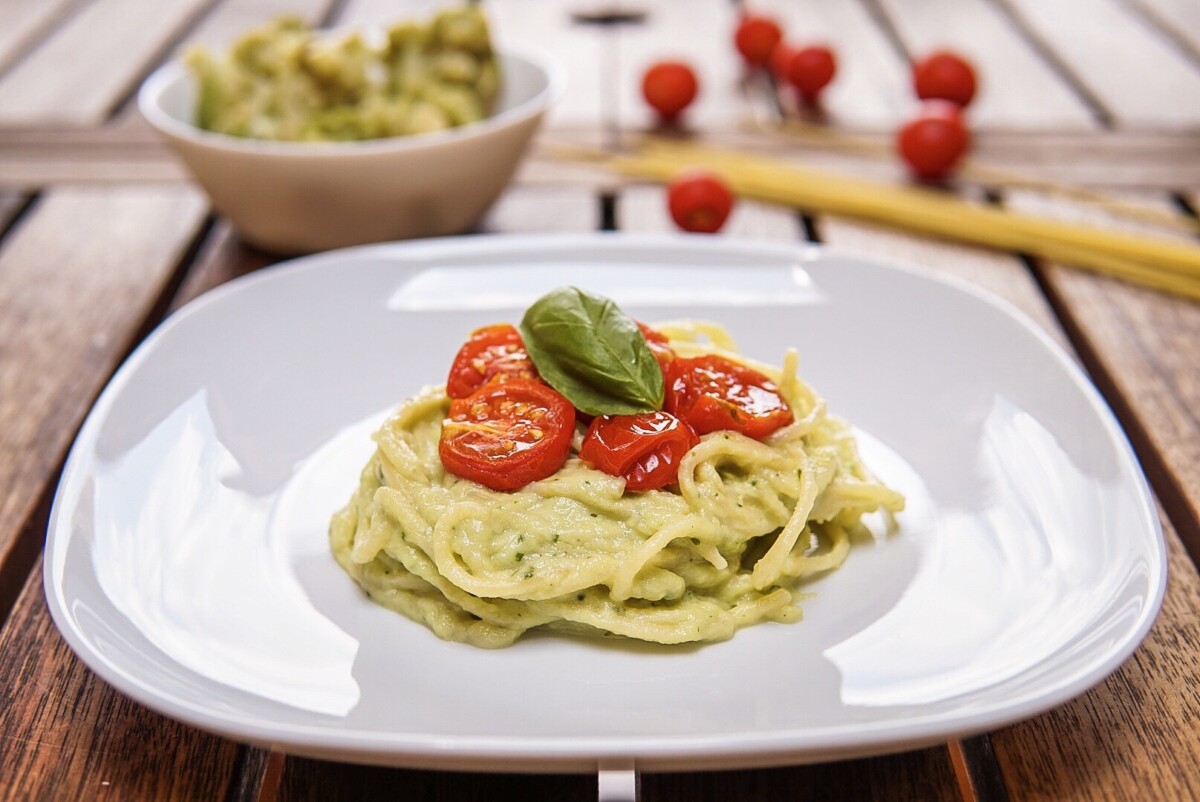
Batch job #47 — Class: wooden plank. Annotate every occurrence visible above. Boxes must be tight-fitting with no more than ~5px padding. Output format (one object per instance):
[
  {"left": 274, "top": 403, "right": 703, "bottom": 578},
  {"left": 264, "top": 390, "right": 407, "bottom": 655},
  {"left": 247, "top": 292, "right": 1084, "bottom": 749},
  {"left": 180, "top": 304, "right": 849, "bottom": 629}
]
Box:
[
  {"left": 755, "top": 0, "right": 912, "bottom": 129},
  {"left": 1128, "top": 0, "right": 1200, "bottom": 58},
  {"left": 0, "top": 185, "right": 207, "bottom": 598},
  {"left": 873, "top": 0, "right": 1098, "bottom": 129},
  {"left": 0, "top": 0, "right": 80, "bottom": 75},
  {"left": 992, "top": 511, "right": 1200, "bottom": 802},
  {"left": 173, "top": 0, "right": 337, "bottom": 50},
  {"left": 0, "top": 190, "right": 25, "bottom": 231},
  {"left": 978, "top": 189, "right": 1200, "bottom": 801},
  {"left": 0, "top": 0, "right": 211, "bottom": 126},
  {"left": 481, "top": 185, "right": 598, "bottom": 232},
  {"left": 0, "top": 558, "right": 246, "bottom": 800},
  {"left": 1000, "top": 0, "right": 1200, "bottom": 128},
  {"left": 0, "top": 185, "right": 232, "bottom": 801},
  {"left": 1006, "top": 189, "right": 1200, "bottom": 556},
  {"left": 612, "top": 0, "right": 745, "bottom": 133}
]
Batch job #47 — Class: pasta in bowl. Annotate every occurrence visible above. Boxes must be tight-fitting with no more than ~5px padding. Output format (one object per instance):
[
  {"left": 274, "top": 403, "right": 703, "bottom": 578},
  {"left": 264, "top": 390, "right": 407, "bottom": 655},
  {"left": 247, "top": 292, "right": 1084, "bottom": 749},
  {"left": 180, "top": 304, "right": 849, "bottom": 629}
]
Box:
[{"left": 329, "top": 288, "right": 904, "bottom": 647}]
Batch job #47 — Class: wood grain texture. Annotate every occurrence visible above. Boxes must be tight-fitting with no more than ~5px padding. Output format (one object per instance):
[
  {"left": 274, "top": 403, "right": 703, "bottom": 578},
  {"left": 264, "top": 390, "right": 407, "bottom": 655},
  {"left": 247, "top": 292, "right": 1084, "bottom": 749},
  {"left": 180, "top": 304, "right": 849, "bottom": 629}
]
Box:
[
  {"left": 481, "top": 185, "right": 599, "bottom": 233},
  {"left": 0, "top": 185, "right": 230, "bottom": 801},
  {"left": 1128, "top": 0, "right": 1200, "bottom": 58},
  {"left": 0, "top": 0, "right": 212, "bottom": 126},
  {"left": 0, "top": 558, "right": 245, "bottom": 801},
  {"left": 1000, "top": 0, "right": 1200, "bottom": 128},
  {"left": 872, "top": 0, "right": 1097, "bottom": 129},
  {"left": 1005, "top": 190, "right": 1200, "bottom": 559},
  {"left": 0, "top": 186, "right": 207, "bottom": 598},
  {"left": 0, "top": 0, "right": 80, "bottom": 75},
  {"left": 756, "top": 0, "right": 912, "bottom": 129},
  {"left": 991, "top": 510, "right": 1200, "bottom": 802}
]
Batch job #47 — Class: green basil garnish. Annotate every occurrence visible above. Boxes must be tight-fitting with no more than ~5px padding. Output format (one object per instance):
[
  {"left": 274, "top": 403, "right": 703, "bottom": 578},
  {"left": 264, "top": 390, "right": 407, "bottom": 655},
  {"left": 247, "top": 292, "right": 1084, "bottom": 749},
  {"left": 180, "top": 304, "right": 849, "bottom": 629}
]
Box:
[{"left": 520, "top": 287, "right": 664, "bottom": 416}]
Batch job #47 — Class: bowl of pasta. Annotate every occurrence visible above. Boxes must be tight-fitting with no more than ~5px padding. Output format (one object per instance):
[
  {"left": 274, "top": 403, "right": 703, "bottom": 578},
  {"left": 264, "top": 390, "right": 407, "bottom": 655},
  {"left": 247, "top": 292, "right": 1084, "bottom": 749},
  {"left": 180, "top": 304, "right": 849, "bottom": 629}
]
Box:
[{"left": 138, "top": 8, "right": 562, "bottom": 253}]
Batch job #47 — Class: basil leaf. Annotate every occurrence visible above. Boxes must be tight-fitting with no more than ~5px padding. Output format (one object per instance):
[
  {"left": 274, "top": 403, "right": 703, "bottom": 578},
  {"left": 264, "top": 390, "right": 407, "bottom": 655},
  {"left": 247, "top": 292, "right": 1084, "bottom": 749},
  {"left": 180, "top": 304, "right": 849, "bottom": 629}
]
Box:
[{"left": 520, "top": 287, "right": 664, "bottom": 416}]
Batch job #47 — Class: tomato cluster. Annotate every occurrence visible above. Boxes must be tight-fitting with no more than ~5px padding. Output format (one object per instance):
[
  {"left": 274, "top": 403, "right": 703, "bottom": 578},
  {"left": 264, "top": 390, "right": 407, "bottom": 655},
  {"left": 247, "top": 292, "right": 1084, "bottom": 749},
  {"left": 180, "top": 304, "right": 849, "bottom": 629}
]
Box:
[{"left": 438, "top": 324, "right": 793, "bottom": 493}]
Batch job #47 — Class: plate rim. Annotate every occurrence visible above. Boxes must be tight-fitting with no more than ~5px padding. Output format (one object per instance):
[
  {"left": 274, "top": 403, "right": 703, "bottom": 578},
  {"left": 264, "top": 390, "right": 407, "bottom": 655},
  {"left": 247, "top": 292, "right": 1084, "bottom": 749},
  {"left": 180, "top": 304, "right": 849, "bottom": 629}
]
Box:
[{"left": 43, "top": 232, "right": 1167, "bottom": 772}]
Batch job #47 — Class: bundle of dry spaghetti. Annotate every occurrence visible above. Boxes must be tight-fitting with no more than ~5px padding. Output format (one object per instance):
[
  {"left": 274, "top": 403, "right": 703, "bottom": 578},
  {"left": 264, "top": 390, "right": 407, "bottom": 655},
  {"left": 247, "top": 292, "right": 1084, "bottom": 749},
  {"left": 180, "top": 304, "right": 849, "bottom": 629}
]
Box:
[{"left": 557, "top": 138, "right": 1200, "bottom": 301}]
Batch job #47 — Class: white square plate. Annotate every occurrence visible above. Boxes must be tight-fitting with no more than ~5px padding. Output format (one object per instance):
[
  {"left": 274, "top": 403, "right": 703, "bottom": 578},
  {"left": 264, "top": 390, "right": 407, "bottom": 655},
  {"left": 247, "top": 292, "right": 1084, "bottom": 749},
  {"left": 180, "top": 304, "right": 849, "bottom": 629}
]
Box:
[{"left": 45, "top": 234, "right": 1164, "bottom": 772}]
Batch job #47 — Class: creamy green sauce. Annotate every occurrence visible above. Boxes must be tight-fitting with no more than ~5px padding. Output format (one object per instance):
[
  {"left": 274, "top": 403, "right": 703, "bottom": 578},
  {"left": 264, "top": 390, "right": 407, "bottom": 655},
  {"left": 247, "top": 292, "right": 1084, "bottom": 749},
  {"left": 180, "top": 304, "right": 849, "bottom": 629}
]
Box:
[{"left": 186, "top": 6, "right": 498, "bottom": 141}]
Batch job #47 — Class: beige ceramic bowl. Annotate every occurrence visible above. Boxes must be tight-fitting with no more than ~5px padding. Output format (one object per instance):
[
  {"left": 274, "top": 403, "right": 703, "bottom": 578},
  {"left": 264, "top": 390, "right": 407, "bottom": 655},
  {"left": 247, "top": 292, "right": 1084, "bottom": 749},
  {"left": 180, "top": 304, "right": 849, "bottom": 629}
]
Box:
[{"left": 138, "top": 51, "right": 562, "bottom": 253}]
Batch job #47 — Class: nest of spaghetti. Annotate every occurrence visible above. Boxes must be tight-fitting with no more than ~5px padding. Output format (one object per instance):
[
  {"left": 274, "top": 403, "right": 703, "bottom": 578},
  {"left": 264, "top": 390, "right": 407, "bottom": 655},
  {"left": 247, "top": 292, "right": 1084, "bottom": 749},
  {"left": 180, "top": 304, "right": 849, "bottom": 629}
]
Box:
[{"left": 329, "top": 322, "right": 904, "bottom": 648}]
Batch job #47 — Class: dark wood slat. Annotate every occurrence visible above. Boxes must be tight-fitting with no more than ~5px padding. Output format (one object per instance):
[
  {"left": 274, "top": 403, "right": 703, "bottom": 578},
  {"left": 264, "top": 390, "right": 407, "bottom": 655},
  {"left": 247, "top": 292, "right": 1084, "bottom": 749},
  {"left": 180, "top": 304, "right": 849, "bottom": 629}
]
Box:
[
  {"left": 991, "top": 511, "right": 1200, "bottom": 802},
  {"left": 0, "top": 558, "right": 245, "bottom": 800},
  {"left": 0, "top": 186, "right": 207, "bottom": 608}
]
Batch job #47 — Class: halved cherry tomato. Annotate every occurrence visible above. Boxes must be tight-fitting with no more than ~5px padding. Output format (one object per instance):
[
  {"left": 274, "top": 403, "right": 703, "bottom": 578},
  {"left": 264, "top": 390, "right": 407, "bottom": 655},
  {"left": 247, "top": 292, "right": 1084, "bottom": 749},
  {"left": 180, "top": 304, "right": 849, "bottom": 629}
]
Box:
[
  {"left": 580, "top": 411, "right": 699, "bottom": 492},
  {"left": 445, "top": 324, "right": 538, "bottom": 399},
  {"left": 439, "top": 379, "right": 575, "bottom": 492},
  {"left": 913, "top": 50, "right": 977, "bottom": 108},
  {"left": 665, "top": 355, "right": 793, "bottom": 439},
  {"left": 667, "top": 170, "right": 735, "bottom": 233},
  {"left": 641, "top": 61, "right": 699, "bottom": 120},
  {"left": 734, "top": 14, "right": 783, "bottom": 67},
  {"left": 637, "top": 321, "right": 675, "bottom": 375},
  {"left": 897, "top": 100, "right": 970, "bottom": 181}
]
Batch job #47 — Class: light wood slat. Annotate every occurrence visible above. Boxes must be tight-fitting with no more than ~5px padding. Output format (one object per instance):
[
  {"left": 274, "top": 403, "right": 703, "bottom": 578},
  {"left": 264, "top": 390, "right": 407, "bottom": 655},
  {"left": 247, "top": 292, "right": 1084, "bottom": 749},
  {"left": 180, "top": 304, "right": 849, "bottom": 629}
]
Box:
[
  {"left": 481, "top": 185, "right": 598, "bottom": 232},
  {"left": 755, "top": 0, "right": 912, "bottom": 129},
  {"left": 873, "top": 0, "right": 1097, "bottom": 129},
  {"left": 1127, "top": 0, "right": 1200, "bottom": 58},
  {"left": 0, "top": 185, "right": 207, "bottom": 588},
  {"left": 0, "top": 0, "right": 211, "bottom": 126},
  {"left": 487, "top": 0, "right": 611, "bottom": 135},
  {"left": 1000, "top": 0, "right": 1200, "bottom": 128},
  {"left": 332, "top": 0, "right": 429, "bottom": 27},
  {"left": 617, "top": 183, "right": 803, "bottom": 240},
  {"left": 612, "top": 0, "right": 745, "bottom": 133},
  {"left": 0, "top": 0, "right": 80, "bottom": 75},
  {"left": 171, "top": 0, "right": 337, "bottom": 50},
  {"left": 991, "top": 510, "right": 1200, "bottom": 802}
]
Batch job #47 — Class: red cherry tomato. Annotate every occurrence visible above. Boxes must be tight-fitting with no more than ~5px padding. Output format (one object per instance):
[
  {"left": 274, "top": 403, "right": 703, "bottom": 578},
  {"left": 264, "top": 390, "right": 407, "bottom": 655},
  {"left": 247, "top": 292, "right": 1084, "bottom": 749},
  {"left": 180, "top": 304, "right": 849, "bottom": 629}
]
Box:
[
  {"left": 439, "top": 378, "right": 575, "bottom": 492},
  {"left": 667, "top": 171, "right": 735, "bottom": 233},
  {"left": 897, "top": 100, "right": 971, "bottom": 181},
  {"left": 665, "top": 355, "right": 793, "bottom": 439},
  {"left": 637, "top": 321, "right": 675, "bottom": 374},
  {"left": 769, "top": 42, "right": 795, "bottom": 81},
  {"left": 913, "top": 50, "right": 977, "bottom": 108},
  {"left": 641, "top": 61, "right": 699, "bottom": 120},
  {"left": 445, "top": 324, "right": 538, "bottom": 399},
  {"left": 579, "top": 411, "right": 699, "bottom": 492},
  {"left": 734, "top": 14, "right": 783, "bottom": 67},
  {"left": 783, "top": 45, "right": 837, "bottom": 102}
]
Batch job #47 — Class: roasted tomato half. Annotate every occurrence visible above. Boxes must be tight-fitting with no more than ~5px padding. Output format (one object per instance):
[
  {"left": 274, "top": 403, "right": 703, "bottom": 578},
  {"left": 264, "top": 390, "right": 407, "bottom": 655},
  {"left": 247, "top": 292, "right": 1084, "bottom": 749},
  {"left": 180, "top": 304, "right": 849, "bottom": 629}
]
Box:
[
  {"left": 439, "top": 378, "right": 575, "bottom": 491},
  {"left": 579, "top": 410, "right": 699, "bottom": 492},
  {"left": 637, "top": 321, "right": 676, "bottom": 375},
  {"left": 665, "top": 355, "right": 793, "bottom": 439},
  {"left": 445, "top": 324, "right": 538, "bottom": 399}
]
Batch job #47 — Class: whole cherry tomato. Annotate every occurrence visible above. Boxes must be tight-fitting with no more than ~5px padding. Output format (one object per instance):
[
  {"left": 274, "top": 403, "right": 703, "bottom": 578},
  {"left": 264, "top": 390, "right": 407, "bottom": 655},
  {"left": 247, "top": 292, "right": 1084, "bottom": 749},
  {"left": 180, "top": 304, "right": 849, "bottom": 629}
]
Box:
[
  {"left": 445, "top": 324, "right": 537, "bottom": 399},
  {"left": 734, "top": 14, "right": 783, "bottom": 67},
  {"left": 579, "top": 411, "right": 699, "bottom": 492},
  {"left": 782, "top": 44, "right": 837, "bottom": 103},
  {"left": 665, "top": 355, "right": 793, "bottom": 439},
  {"left": 913, "top": 50, "right": 977, "bottom": 108},
  {"left": 637, "top": 321, "right": 676, "bottom": 375},
  {"left": 897, "top": 100, "right": 971, "bottom": 181},
  {"left": 439, "top": 378, "right": 575, "bottom": 492},
  {"left": 641, "top": 61, "right": 699, "bottom": 120},
  {"left": 667, "top": 171, "right": 735, "bottom": 233}
]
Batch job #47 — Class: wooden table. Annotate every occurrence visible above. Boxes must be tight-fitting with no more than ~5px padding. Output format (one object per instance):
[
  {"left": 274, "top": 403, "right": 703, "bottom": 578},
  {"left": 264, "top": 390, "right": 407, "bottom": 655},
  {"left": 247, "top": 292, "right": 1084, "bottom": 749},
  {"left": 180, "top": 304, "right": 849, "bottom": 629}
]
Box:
[{"left": 2, "top": 1, "right": 1200, "bottom": 799}]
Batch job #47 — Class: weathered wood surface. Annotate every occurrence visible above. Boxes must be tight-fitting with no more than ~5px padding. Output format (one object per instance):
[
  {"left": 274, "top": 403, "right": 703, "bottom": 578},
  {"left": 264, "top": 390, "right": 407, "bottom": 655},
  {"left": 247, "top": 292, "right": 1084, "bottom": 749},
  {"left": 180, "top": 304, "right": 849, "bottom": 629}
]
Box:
[{"left": 1, "top": 0, "right": 1199, "bottom": 800}]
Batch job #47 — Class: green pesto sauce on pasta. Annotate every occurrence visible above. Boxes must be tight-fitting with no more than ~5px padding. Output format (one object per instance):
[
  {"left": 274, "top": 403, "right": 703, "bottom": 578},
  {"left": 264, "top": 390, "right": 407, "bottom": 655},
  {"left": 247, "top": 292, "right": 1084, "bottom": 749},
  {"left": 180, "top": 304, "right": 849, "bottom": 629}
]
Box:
[{"left": 329, "top": 322, "right": 904, "bottom": 648}]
